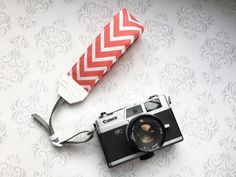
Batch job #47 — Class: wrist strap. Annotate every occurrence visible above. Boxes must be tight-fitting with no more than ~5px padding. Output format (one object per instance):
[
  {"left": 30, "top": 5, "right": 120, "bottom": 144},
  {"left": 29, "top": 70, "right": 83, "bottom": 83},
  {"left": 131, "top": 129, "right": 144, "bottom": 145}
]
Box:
[
  {"left": 31, "top": 8, "right": 144, "bottom": 147},
  {"left": 31, "top": 97, "right": 95, "bottom": 147}
]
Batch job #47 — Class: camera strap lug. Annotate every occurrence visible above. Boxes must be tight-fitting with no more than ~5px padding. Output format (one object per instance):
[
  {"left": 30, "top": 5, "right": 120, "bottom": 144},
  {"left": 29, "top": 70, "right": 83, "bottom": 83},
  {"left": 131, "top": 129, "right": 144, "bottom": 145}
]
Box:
[
  {"left": 168, "top": 96, "right": 171, "bottom": 105},
  {"left": 32, "top": 97, "right": 95, "bottom": 147},
  {"left": 164, "top": 124, "right": 170, "bottom": 129}
]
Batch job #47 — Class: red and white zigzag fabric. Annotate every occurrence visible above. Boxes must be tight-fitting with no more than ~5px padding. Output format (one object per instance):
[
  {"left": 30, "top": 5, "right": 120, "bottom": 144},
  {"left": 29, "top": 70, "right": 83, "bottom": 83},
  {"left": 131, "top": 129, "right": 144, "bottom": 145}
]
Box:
[{"left": 58, "top": 8, "right": 144, "bottom": 104}]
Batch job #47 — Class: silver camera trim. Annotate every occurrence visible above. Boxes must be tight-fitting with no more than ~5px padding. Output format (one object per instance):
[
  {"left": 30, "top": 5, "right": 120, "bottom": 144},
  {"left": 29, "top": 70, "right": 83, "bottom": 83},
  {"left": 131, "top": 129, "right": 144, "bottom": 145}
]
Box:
[
  {"left": 109, "top": 137, "right": 183, "bottom": 167},
  {"left": 95, "top": 95, "right": 170, "bottom": 134}
]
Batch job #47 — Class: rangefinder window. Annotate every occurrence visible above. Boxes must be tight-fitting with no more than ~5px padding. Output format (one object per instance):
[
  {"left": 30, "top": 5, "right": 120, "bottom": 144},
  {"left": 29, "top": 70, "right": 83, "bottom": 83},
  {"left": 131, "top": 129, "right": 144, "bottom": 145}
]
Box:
[
  {"left": 144, "top": 98, "right": 162, "bottom": 112},
  {"left": 126, "top": 105, "right": 143, "bottom": 118}
]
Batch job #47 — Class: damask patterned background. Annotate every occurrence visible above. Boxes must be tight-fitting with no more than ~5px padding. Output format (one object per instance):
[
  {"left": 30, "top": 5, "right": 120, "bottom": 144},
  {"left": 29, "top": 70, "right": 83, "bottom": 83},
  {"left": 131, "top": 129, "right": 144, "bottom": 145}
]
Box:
[{"left": 0, "top": 0, "right": 236, "bottom": 177}]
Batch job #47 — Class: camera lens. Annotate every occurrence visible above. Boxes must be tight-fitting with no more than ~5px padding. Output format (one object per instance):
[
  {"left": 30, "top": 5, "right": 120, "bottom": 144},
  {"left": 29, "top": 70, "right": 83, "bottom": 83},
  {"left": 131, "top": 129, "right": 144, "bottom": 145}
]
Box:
[{"left": 126, "top": 114, "right": 165, "bottom": 152}]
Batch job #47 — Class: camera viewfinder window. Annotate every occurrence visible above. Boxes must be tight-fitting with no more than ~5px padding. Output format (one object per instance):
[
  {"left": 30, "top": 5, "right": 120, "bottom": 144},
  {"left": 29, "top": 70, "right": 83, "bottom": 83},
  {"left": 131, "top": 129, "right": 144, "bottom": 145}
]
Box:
[
  {"left": 126, "top": 105, "right": 143, "bottom": 118},
  {"left": 144, "top": 98, "right": 162, "bottom": 112}
]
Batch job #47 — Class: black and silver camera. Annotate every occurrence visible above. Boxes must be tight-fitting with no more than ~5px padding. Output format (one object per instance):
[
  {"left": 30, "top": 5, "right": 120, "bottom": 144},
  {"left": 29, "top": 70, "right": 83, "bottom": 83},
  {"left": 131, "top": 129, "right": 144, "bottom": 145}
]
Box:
[{"left": 94, "top": 95, "right": 183, "bottom": 167}]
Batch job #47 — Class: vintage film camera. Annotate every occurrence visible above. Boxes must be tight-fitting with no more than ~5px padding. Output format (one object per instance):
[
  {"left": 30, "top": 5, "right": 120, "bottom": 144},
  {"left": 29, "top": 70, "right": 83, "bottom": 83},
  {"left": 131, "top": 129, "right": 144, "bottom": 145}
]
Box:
[{"left": 94, "top": 95, "right": 183, "bottom": 167}]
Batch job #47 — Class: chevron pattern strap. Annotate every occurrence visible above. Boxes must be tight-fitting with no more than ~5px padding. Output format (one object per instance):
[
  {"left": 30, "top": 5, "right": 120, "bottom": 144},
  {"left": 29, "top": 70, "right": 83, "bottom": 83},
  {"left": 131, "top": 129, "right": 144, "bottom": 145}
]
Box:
[{"left": 68, "top": 8, "right": 144, "bottom": 92}]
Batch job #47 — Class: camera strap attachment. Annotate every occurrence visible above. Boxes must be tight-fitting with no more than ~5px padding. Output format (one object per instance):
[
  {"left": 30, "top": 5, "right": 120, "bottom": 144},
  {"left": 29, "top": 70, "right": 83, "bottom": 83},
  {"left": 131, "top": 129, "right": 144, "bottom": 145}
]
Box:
[
  {"left": 31, "top": 8, "right": 144, "bottom": 147},
  {"left": 32, "top": 97, "right": 95, "bottom": 147},
  {"left": 57, "top": 8, "right": 144, "bottom": 104}
]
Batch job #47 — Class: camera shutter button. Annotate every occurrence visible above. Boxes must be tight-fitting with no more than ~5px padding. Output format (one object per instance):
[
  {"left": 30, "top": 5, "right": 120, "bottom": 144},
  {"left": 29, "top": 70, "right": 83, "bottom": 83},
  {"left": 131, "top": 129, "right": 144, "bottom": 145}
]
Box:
[{"left": 99, "top": 112, "right": 107, "bottom": 118}]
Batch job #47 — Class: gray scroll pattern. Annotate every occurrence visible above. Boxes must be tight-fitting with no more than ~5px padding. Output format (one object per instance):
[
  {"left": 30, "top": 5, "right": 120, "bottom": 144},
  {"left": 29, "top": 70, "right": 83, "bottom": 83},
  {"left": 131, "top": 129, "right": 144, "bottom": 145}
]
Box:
[
  {"left": 32, "top": 136, "right": 72, "bottom": 171},
  {"left": 0, "top": 117, "right": 7, "bottom": 144},
  {"left": 98, "top": 160, "right": 136, "bottom": 177},
  {"left": 0, "top": 2, "right": 11, "bottom": 37},
  {"left": 77, "top": 0, "right": 113, "bottom": 45},
  {"left": 200, "top": 32, "right": 236, "bottom": 85},
  {"left": 35, "top": 19, "right": 72, "bottom": 72},
  {"left": 143, "top": 146, "right": 177, "bottom": 176},
  {"left": 0, "top": 36, "right": 29, "bottom": 91},
  {"left": 177, "top": 1, "right": 213, "bottom": 39},
  {"left": 0, "top": 0, "right": 235, "bottom": 177},
  {"left": 215, "top": 0, "right": 236, "bottom": 16},
  {"left": 11, "top": 80, "right": 49, "bottom": 137},
  {"left": 204, "top": 137, "right": 236, "bottom": 177},
  {"left": 0, "top": 154, "right": 26, "bottom": 177},
  {"left": 140, "top": 13, "right": 175, "bottom": 67},
  {"left": 169, "top": 166, "right": 194, "bottom": 177},
  {"left": 17, "top": 0, "right": 53, "bottom": 29},
  {"left": 182, "top": 91, "right": 218, "bottom": 148},
  {"left": 159, "top": 56, "right": 195, "bottom": 97},
  {"left": 10, "top": 19, "right": 72, "bottom": 137},
  {"left": 117, "top": 0, "right": 152, "bottom": 15},
  {"left": 222, "top": 81, "right": 236, "bottom": 131}
]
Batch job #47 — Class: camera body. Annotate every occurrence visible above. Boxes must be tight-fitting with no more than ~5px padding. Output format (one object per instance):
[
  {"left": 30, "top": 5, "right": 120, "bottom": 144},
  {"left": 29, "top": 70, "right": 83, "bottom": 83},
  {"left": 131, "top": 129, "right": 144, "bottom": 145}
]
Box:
[{"left": 94, "top": 95, "right": 183, "bottom": 167}]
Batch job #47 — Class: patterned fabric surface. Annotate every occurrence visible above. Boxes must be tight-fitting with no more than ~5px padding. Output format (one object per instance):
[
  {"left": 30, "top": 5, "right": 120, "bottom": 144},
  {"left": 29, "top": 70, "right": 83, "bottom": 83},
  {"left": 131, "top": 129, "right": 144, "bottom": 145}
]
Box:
[{"left": 0, "top": 0, "right": 236, "bottom": 177}]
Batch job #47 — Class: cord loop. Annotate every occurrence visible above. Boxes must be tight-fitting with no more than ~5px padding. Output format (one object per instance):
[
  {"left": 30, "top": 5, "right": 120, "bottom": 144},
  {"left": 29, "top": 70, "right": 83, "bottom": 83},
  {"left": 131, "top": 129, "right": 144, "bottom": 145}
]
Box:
[{"left": 32, "top": 97, "right": 95, "bottom": 147}]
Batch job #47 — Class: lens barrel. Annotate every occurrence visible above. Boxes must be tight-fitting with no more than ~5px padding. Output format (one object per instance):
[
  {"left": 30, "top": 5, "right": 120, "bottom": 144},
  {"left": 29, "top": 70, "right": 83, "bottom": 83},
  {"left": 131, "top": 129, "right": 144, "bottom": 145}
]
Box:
[{"left": 126, "top": 114, "right": 166, "bottom": 152}]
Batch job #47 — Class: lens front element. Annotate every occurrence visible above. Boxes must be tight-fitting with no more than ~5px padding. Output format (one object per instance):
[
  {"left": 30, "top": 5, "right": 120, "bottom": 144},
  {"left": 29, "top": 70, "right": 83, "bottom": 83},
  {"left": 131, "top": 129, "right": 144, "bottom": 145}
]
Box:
[{"left": 127, "top": 114, "right": 165, "bottom": 152}]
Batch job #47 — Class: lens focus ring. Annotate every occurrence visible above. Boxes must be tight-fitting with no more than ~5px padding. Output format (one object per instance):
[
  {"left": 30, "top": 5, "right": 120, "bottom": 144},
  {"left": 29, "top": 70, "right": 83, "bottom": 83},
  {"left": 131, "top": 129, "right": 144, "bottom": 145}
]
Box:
[{"left": 126, "top": 114, "right": 166, "bottom": 152}]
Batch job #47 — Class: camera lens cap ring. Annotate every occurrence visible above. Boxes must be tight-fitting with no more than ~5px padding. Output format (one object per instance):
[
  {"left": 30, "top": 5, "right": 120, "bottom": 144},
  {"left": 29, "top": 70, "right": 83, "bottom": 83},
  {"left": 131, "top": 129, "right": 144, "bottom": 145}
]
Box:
[{"left": 126, "top": 114, "right": 166, "bottom": 152}]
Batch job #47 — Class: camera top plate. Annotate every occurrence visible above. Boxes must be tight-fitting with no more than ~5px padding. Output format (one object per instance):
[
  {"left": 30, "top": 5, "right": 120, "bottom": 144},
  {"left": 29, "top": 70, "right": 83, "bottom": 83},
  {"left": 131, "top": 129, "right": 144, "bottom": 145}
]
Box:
[{"left": 95, "top": 95, "right": 171, "bottom": 134}]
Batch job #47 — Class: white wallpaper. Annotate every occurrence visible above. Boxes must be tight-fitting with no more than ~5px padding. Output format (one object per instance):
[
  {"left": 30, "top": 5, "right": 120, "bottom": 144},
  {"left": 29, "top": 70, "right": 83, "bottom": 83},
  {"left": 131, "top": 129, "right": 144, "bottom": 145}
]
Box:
[{"left": 0, "top": 0, "right": 236, "bottom": 177}]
